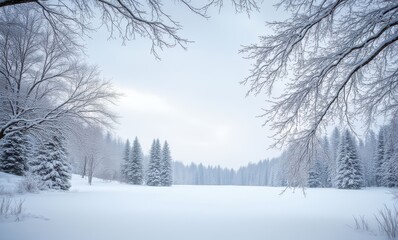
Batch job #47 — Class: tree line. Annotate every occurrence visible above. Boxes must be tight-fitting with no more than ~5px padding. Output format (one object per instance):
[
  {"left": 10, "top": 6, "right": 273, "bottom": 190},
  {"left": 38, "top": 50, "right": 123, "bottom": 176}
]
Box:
[
  {"left": 172, "top": 122, "right": 398, "bottom": 189},
  {"left": 3, "top": 121, "right": 396, "bottom": 190}
]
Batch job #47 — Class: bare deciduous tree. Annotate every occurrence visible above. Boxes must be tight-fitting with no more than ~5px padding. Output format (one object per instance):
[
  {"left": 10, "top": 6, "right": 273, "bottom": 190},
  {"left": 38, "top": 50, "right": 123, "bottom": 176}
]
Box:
[
  {"left": 68, "top": 125, "right": 110, "bottom": 185},
  {"left": 0, "top": 6, "right": 118, "bottom": 140},
  {"left": 82, "top": 156, "right": 87, "bottom": 178},
  {"left": 0, "top": 0, "right": 260, "bottom": 57},
  {"left": 242, "top": 0, "right": 398, "bottom": 166}
]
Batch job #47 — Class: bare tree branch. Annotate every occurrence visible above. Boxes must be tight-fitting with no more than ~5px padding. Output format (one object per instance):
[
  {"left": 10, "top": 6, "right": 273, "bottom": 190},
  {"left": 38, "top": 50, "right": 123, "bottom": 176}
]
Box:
[
  {"left": 242, "top": 0, "right": 398, "bottom": 150},
  {"left": 0, "top": 6, "right": 119, "bottom": 140},
  {"left": 0, "top": 0, "right": 262, "bottom": 57}
]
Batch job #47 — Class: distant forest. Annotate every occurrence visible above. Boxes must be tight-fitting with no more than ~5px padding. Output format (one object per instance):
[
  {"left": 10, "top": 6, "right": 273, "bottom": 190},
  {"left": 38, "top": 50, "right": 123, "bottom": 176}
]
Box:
[
  {"left": 70, "top": 121, "right": 398, "bottom": 189},
  {"left": 173, "top": 122, "right": 397, "bottom": 189}
]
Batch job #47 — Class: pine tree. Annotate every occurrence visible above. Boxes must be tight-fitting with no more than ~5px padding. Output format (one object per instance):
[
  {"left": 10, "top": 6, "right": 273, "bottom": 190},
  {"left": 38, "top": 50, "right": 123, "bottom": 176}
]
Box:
[
  {"left": 390, "top": 151, "right": 398, "bottom": 188},
  {"left": 308, "top": 158, "right": 322, "bottom": 188},
  {"left": 120, "top": 139, "right": 131, "bottom": 182},
  {"left": 160, "top": 141, "right": 172, "bottom": 186},
  {"left": 357, "top": 139, "right": 368, "bottom": 186},
  {"left": 146, "top": 139, "right": 162, "bottom": 186},
  {"left": 321, "top": 136, "right": 333, "bottom": 187},
  {"left": 331, "top": 128, "right": 340, "bottom": 159},
  {"left": 329, "top": 128, "right": 340, "bottom": 184},
  {"left": 30, "top": 135, "right": 71, "bottom": 190},
  {"left": 334, "top": 130, "right": 363, "bottom": 189},
  {"left": 381, "top": 134, "right": 397, "bottom": 187},
  {"left": 0, "top": 131, "right": 29, "bottom": 176},
  {"left": 127, "top": 137, "right": 144, "bottom": 185},
  {"left": 374, "top": 128, "right": 386, "bottom": 186},
  {"left": 361, "top": 131, "right": 377, "bottom": 187}
]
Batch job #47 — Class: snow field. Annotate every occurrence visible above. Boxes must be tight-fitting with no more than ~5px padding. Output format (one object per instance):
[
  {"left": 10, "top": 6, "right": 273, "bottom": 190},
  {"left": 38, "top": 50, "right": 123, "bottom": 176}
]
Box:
[{"left": 0, "top": 174, "right": 395, "bottom": 240}]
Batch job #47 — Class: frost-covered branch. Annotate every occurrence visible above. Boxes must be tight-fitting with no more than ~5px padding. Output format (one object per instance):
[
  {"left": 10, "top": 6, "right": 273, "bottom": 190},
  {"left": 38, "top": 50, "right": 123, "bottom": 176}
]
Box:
[
  {"left": 0, "top": 0, "right": 261, "bottom": 57},
  {"left": 0, "top": 6, "right": 118, "bottom": 140},
  {"left": 242, "top": 0, "right": 398, "bottom": 162}
]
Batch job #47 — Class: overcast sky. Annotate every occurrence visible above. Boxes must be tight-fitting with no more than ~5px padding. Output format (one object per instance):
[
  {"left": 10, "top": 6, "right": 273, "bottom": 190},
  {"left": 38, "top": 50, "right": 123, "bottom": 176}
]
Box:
[{"left": 85, "top": 1, "right": 287, "bottom": 169}]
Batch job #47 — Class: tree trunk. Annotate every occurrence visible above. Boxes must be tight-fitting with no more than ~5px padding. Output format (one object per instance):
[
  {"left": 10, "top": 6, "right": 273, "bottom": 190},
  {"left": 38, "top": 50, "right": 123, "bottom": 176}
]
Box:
[
  {"left": 81, "top": 156, "right": 87, "bottom": 178},
  {"left": 0, "top": 129, "right": 4, "bottom": 140},
  {"left": 88, "top": 156, "right": 94, "bottom": 185}
]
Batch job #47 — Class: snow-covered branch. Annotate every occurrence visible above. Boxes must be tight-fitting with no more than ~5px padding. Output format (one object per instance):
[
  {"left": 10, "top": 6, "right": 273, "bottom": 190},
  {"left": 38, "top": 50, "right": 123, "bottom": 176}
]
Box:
[
  {"left": 0, "top": 6, "right": 118, "bottom": 140},
  {"left": 242, "top": 0, "right": 398, "bottom": 155},
  {"left": 0, "top": 0, "right": 260, "bottom": 57}
]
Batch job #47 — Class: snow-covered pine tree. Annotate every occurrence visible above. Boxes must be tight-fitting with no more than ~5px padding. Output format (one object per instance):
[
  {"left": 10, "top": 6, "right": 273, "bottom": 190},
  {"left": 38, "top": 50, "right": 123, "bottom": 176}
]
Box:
[
  {"left": 146, "top": 139, "right": 162, "bottom": 186},
  {"left": 373, "top": 128, "right": 386, "bottom": 187},
  {"left": 390, "top": 151, "right": 398, "bottom": 188},
  {"left": 330, "top": 128, "right": 340, "bottom": 161},
  {"left": 381, "top": 142, "right": 395, "bottom": 187},
  {"left": 120, "top": 139, "right": 130, "bottom": 182},
  {"left": 327, "top": 128, "right": 340, "bottom": 184},
  {"left": 361, "top": 131, "right": 377, "bottom": 187},
  {"left": 127, "top": 137, "right": 144, "bottom": 185},
  {"left": 308, "top": 158, "right": 322, "bottom": 188},
  {"left": 357, "top": 139, "right": 368, "bottom": 186},
  {"left": 321, "top": 136, "right": 332, "bottom": 187},
  {"left": 160, "top": 141, "right": 172, "bottom": 186},
  {"left": 0, "top": 131, "right": 29, "bottom": 176},
  {"left": 30, "top": 135, "right": 71, "bottom": 190},
  {"left": 381, "top": 123, "right": 398, "bottom": 187},
  {"left": 334, "top": 130, "right": 363, "bottom": 189}
]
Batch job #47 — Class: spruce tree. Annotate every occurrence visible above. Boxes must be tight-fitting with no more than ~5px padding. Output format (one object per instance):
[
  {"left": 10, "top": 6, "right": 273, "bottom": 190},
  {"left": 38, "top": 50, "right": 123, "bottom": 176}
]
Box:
[
  {"left": 381, "top": 138, "right": 397, "bottom": 187},
  {"left": 127, "top": 137, "right": 144, "bottom": 185},
  {"left": 30, "top": 135, "right": 71, "bottom": 190},
  {"left": 146, "top": 139, "right": 161, "bottom": 186},
  {"left": 334, "top": 130, "right": 363, "bottom": 189},
  {"left": 391, "top": 152, "right": 398, "bottom": 188},
  {"left": 308, "top": 158, "right": 322, "bottom": 188},
  {"left": 120, "top": 139, "right": 131, "bottom": 182},
  {"left": 0, "top": 131, "right": 29, "bottom": 176},
  {"left": 331, "top": 128, "right": 341, "bottom": 161},
  {"left": 329, "top": 128, "right": 340, "bottom": 185},
  {"left": 360, "top": 131, "right": 377, "bottom": 187},
  {"left": 160, "top": 141, "right": 173, "bottom": 186},
  {"left": 374, "top": 128, "right": 386, "bottom": 186},
  {"left": 321, "top": 137, "right": 333, "bottom": 187}
]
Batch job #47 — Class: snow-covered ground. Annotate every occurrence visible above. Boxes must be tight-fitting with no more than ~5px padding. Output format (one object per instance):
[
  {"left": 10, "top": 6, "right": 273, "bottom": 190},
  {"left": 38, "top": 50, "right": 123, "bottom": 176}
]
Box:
[{"left": 0, "top": 174, "right": 395, "bottom": 240}]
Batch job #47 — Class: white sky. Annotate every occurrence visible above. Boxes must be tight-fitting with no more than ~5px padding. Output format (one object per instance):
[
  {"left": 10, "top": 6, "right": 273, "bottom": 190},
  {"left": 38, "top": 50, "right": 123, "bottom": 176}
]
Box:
[{"left": 85, "top": 1, "right": 287, "bottom": 169}]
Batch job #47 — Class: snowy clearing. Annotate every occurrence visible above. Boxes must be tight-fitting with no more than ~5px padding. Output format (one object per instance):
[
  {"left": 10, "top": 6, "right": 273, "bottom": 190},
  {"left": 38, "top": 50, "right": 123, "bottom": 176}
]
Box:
[{"left": 0, "top": 174, "right": 395, "bottom": 240}]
